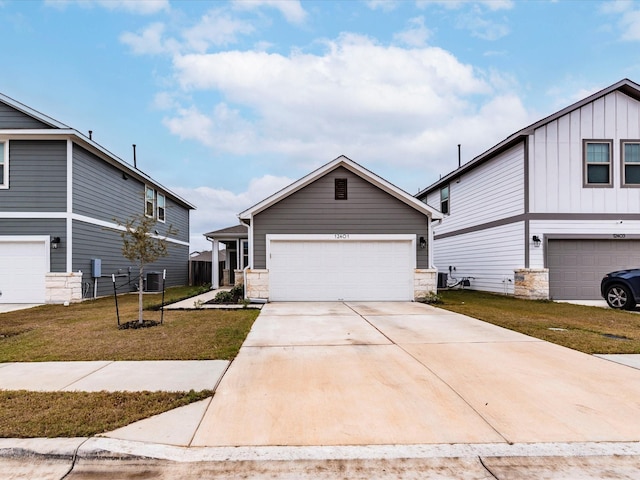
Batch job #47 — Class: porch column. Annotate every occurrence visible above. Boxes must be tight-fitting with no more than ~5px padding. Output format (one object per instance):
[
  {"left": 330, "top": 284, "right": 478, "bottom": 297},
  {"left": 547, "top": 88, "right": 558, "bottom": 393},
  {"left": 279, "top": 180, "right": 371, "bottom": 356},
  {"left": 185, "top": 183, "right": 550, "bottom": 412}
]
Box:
[{"left": 212, "top": 239, "right": 219, "bottom": 289}]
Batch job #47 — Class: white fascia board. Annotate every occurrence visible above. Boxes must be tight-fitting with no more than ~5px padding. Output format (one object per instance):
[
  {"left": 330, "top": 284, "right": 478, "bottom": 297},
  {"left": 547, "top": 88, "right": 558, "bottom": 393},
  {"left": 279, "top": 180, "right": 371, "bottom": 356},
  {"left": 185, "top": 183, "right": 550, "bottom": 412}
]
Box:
[
  {"left": 239, "top": 155, "right": 443, "bottom": 220},
  {"left": 0, "top": 93, "right": 70, "bottom": 129}
]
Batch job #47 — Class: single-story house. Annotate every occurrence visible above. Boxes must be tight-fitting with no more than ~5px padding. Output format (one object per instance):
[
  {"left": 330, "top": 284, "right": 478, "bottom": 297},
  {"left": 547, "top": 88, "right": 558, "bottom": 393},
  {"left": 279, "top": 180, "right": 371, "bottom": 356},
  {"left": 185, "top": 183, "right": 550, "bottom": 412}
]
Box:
[
  {"left": 207, "top": 155, "right": 442, "bottom": 302},
  {"left": 416, "top": 78, "right": 640, "bottom": 301}
]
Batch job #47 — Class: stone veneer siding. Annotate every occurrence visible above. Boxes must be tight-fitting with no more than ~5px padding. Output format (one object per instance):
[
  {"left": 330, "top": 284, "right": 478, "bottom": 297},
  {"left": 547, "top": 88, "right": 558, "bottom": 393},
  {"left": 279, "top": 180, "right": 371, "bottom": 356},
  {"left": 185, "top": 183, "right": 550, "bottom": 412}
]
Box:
[
  {"left": 414, "top": 269, "right": 438, "bottom": 300},
  {"left": 45, "top": 272, "right": 83, "bottom": 304},
  {"left": 514, "top": 268, "right": 549, "bottom": 300},
  {"left": 245, "top": 269, "right": 269, "bottom": 300}
]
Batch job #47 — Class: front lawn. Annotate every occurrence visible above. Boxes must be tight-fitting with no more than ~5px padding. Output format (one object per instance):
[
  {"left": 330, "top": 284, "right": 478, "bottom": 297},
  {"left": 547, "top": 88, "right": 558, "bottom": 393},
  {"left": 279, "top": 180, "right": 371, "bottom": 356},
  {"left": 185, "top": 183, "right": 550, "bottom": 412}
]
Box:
[
  {"left": 0, "top": 287, "right": 259, "bottom": 438},
  {"left": 438, "top": 290, "right": 640, "bottom": 354},
  {"left": 0, "top": 288, "right": 259, "bottom": 362}
]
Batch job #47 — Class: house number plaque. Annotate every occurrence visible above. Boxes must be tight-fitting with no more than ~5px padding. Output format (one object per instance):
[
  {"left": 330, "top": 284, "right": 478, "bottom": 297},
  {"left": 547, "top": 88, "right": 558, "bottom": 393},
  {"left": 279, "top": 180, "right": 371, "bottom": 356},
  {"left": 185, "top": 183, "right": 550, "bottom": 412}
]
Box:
[{"left": 334, "top": 234, "right": 349, "bottom": 239}]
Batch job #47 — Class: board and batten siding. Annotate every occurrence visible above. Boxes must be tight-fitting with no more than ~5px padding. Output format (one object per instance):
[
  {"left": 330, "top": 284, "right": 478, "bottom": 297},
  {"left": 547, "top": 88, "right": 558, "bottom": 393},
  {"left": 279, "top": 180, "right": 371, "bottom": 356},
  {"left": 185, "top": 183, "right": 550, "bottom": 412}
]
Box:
[
  {"left": 431, "top": 143, "right": 525, "bottom": 236},
  {"left": 0, "top": 103, "right": 53, "bottom": 129},
  {"left": 72, "top": 220, "right": 189, "bottom": 297},
  {"left": 433, "top": 222, "right": 524, "bottom": 294},
  {"left": 530, "top": 90, "right": 640, "bottom": 214},
  {"left": 2, "top": 140, "right": 67, "bottom": 211},
  {"left": 0, "top": 218, "right": 66, "bottom": 272},
  {"left": 252, "top": 167, "right": 430, "bottom": 269},
  {"left": 528, "top": 219, "right": 640, "bottom": 269}
]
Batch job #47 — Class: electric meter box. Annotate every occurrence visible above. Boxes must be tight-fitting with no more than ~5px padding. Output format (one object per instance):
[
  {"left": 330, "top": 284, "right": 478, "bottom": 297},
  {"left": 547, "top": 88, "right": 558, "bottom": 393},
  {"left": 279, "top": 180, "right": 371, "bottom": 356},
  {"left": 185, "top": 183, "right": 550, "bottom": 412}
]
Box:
[{"left": 91, "top": 259, "right": 102, "bottom": 278}]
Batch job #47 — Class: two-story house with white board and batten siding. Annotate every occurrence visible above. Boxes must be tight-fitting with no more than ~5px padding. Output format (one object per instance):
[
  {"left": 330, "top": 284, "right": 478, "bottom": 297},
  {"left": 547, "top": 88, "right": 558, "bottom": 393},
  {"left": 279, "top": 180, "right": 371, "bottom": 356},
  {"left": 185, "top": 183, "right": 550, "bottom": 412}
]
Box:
[{"left": 417, "top": 78, "right": 640, "bottom": 301}]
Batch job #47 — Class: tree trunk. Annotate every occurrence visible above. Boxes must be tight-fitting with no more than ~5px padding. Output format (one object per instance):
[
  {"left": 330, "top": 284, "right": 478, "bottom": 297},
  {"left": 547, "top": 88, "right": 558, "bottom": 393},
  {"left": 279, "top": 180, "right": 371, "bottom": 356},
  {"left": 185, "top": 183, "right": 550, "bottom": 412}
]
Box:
[{"left": 138, "top": 264, "right": 144, "bottom": 324}]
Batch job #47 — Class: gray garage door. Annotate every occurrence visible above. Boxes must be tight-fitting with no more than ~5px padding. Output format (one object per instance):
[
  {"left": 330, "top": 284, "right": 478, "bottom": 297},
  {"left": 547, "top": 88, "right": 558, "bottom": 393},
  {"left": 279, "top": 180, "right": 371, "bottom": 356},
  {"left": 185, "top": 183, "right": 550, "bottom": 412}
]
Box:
[{"left": 548, "top": 239, "right": 640, "bottom": 300}]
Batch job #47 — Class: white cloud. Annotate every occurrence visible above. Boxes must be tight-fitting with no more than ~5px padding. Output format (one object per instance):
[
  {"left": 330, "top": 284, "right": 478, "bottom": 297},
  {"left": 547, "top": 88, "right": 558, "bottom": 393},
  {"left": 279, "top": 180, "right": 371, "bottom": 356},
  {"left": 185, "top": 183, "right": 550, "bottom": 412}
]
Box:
[
  {"left": 393, "top": 16, "right": 432, "bottom": 47},
  {"left": 183, "top": 9, "right": 255, "bottom": 51},
  {"left": 417, "top": 0, "right": 513, "bottom": 11},
  {"left": 45, "top": 0, "right": 169, "bottom": 14},
  {"left": 164, "top": 33, "right": 529, "bottom": 180},
  {"left": 171, "top": 174, "right": 293, "bottom": 250},
  {"left": 600, "top": 0, "right": 640, "bottom": 42},
  {"left": 366, "top": 0, "right": 398, "bottom": 12},
  {"left": 231, "top": 0, "right": 307, "bottom": 25},
  {"left": 120, "top": 22, "right": 175, "bottom": 55}
]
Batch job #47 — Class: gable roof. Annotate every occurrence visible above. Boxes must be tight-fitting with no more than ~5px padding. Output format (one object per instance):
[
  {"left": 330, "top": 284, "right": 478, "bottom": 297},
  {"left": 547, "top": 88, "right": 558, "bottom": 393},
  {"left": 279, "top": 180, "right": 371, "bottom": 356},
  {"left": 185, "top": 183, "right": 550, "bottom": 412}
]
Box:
[
  {"left": 238, "top": 155, "right": 443, "bottom": 221},
  {"left": 0, "top": 92, "right": 195, "bottom": 210},
  {"left": 204, "top": 224, "right": 248, "bottom": 240},
  {"left": 417, "top": 78, "right": 640, "bottom": 198}
]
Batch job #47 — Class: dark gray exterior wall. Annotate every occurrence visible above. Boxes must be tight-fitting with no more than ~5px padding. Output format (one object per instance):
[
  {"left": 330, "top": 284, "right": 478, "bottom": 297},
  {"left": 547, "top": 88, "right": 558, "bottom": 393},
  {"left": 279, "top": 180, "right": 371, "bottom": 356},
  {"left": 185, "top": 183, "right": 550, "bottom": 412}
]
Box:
[
  {"left": 0, "top": 218, "right": 67, "bottom": 272},
  {"left": 0, "top": 103, "right": 53, "bottom": 129},
  {"left": 252, "top": 167, "right": 430, "bottom": 269},
  {"left": 72, "top": 145, "right": 190, "bottom": 243},
  {"left": 73, "top": 220, "right": 189, "bottom": 298},
  {"left": 3, "top": 140, "right": 67, "bottom": 211}
]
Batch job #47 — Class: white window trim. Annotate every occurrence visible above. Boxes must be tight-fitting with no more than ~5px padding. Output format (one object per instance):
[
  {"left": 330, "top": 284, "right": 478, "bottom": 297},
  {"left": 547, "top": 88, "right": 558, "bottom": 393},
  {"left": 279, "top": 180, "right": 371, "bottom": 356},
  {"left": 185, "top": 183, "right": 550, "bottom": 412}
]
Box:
[
  {"left": 157, "top": 192, "right": 166, "bottom": 223},
  {"left": 583, "top": 139, "right": 613, "bottom": 188},
  {"left": 0, "top": 140, "right": 8, "bottom": 189},
  {"left": 621, "top": 139, "right": 640, "bottom": 188},
  {"left": 440, "top": 184, "right": 449, "bottom": 215},
  {"left": 145, "top": 185, "right": 155, "bottom": 218}
]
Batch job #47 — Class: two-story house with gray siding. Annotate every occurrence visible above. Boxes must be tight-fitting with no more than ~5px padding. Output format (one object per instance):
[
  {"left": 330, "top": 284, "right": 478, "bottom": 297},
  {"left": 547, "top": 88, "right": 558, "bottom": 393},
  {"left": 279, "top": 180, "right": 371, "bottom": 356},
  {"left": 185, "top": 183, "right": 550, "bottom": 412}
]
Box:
[
  {"left": 417, "top": 78, "right": 640, "bottom": 301},
  {"left": 0, "top": 93, "right": 194, "bottom": 305}
]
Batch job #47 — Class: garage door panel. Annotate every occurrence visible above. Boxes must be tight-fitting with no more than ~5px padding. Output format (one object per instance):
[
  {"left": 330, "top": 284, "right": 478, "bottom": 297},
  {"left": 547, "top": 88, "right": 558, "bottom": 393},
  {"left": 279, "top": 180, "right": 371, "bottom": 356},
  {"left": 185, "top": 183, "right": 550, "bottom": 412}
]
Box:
[
  {"left": 269, "top": 238, "right": 414, "bottom": 301},
  {"left": 0, "top": 240, "right": 47, "bottom": 304},
  {"left": 548, "top": 240, "right": 640, "bottom": 300}
]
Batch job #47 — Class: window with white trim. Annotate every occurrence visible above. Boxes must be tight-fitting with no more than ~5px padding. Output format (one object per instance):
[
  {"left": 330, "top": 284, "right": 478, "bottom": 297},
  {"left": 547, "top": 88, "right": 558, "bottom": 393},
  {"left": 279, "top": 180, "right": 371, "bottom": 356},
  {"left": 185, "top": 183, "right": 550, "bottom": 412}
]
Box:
[
  {"left": 145, "top": 186, "right": 155, "bottom": 217},
  {"left": 583, "top": 140, "right": 612, "bottom": 186},
  {"left": 0, "top": 142, "right": 6, "bottom": 188},
  {"left": 622, "top": 141, "right": 640, "bottom": 186},
  {"left": 440, "top": 184, "right": 449, "bottom": 214},
  {"left": 157, "top": 192, "right": 166, "bottom": 222}
]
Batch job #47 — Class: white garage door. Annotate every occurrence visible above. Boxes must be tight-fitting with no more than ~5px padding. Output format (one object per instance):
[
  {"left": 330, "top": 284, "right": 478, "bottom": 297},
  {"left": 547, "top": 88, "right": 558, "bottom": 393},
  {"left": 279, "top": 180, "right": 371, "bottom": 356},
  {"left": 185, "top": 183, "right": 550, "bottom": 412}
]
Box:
[
  {"left": 0, "top": 239, "right": 47, "bottom": 304},
  {"left": 268, "top": 235, "right": 415, "bottom": 301}
]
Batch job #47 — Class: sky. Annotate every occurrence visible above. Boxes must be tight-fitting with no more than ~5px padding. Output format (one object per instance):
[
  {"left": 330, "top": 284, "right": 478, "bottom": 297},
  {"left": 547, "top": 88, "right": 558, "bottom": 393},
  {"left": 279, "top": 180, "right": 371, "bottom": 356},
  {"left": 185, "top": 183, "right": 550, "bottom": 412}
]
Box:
[{"left": 2, "top": 0, "right": 640, "bottom": 251}]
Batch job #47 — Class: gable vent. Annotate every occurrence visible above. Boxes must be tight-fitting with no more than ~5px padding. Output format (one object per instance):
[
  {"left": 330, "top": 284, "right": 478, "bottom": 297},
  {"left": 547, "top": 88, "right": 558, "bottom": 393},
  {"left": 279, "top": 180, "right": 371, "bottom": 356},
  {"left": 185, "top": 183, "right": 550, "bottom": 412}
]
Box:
[{"left": 335, "top": 178, "right": 348, "bottom": 200}]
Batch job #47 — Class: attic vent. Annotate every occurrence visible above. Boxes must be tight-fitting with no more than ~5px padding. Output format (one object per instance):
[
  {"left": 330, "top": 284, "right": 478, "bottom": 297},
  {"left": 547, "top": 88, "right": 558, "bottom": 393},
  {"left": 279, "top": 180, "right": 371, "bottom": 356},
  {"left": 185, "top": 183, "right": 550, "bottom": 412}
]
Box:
[{"left": 335, "top": 178, "right": 348, "bottom": 200}]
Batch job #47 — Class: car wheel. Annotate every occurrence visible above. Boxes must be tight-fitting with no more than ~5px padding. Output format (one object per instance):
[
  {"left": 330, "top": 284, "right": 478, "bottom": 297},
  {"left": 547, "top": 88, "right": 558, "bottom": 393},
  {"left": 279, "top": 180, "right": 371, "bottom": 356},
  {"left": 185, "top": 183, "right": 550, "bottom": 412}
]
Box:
[{"left": 605, "top": 284, "right": 635, "bottom": 310}]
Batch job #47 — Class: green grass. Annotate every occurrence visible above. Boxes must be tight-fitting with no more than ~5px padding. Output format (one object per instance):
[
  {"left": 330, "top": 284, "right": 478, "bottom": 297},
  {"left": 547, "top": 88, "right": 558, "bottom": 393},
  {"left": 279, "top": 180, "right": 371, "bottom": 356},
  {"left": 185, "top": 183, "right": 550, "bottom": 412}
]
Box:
[
  {"left": 0, "top": 287, "right": 260, "bottom": 362},
  {"left": 0, "top": 390, "right": 212, "bottom": 438},
  {"left": 0, "top": 286, "right": 258, "bottom": 438},
  {"left": 438, "top": 289, "right": 640, "bottom": 354}
]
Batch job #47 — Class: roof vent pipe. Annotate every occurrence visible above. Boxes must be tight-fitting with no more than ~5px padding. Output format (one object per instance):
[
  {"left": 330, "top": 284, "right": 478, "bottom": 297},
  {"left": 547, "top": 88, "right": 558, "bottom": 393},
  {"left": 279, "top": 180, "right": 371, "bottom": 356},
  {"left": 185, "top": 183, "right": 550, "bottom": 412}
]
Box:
[
  {"left": 458, "top": 144, "right": 461, "bottom": 168},
  {"left": 132, "top": 144, "right": 137, "bottom": 169},
  {"left": 88, "top": 130, "right": 92, "bottom": 140}
]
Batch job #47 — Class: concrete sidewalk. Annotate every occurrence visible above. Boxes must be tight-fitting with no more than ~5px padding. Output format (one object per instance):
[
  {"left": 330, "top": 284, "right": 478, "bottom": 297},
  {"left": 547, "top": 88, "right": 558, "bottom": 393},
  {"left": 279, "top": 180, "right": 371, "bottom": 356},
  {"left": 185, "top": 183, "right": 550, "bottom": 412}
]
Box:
[{"left": 3, "top": 301, "right": 640, "bottom": 478}]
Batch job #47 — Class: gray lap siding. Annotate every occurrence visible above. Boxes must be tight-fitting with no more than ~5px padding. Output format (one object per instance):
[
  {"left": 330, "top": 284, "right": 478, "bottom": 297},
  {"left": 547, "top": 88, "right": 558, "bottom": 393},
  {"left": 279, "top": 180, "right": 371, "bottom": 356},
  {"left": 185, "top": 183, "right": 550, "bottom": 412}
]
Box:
[
  {"left": 3, "top": 140, "right": 67, "bottom": 211},
  {"left": 72, "top": 145, "right": 190, "bottom": 243},
  {"left": 72, "top": 220, "right": 189, "bottom": 298},
  {"left": 252, "top": 167, "right": 430, "bottom": 269},
  {"left": 0, "top": 103, "right": 52, "bottom": 129}
]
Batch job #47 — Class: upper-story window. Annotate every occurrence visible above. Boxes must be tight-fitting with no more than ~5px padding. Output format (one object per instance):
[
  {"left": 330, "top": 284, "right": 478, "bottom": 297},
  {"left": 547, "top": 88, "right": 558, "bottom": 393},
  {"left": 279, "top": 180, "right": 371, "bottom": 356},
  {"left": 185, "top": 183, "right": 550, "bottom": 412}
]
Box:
[
  {"left": 157, "top": 192, "right": 166, "bottom": 222},
  {"left": 0, "top": 142, "right": 7, "bottom": 189},
  {"left": 622, "top": 141, "right": 640, "bottom": 187},
  {"left": 440, "top": 184, "right": 449, "bottom": 214},
  {"left": 583, "top": 140, "right": 612, "bottom": 187},
  {"left": 145, "top": 186, "right": 155, "bottom": 217}
]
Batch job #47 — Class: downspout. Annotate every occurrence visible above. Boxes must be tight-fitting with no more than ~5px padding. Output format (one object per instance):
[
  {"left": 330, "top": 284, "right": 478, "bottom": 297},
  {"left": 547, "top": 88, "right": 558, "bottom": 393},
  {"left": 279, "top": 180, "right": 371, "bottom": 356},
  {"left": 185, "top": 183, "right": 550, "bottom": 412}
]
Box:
[{"left": 429, "top": 218, "right": 442, "bottom": 269}]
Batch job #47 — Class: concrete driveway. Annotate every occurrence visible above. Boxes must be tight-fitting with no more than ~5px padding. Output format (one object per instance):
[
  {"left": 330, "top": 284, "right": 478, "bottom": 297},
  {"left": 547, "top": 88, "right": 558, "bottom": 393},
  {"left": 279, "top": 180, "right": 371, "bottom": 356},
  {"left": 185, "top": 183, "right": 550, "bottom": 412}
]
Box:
[{"left": 191, "top": 302, "right": 640, "bottom": 447}]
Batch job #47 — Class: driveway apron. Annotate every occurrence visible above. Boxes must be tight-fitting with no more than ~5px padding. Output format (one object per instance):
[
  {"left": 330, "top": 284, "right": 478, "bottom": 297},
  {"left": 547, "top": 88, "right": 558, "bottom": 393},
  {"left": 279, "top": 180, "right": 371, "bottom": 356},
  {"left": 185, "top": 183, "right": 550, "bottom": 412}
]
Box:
[{"left": 191, "top": 302, "right": 640, "bottom": 447}]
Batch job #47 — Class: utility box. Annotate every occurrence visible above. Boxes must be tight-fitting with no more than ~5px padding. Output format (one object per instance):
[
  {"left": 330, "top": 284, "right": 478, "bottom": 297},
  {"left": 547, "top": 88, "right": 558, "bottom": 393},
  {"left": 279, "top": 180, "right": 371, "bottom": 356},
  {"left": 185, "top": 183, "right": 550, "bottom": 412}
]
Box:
[
  {"left": 146, "top": 272, "right": 162, "bottom": 292},
  {"left": 91, "top": 259, "right": 102, "bottom": 278},
  {"left": 437, "top": 272, "right": 448, "bottom": 289}
]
